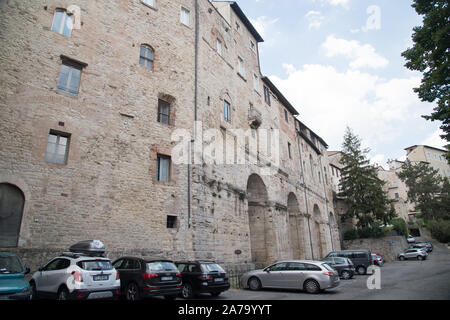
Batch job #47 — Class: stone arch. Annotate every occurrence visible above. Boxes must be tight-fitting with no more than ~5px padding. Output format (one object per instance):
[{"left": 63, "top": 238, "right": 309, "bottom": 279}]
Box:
[
  {"left": 312, "top": 204, "right": 324, "bottom": 259},
  {"left": 247, "top": 174, "right": 273, "bottom": 268},
  {"left": 287, "top": 193, "right": 303, "bottom": 260},
  {"left": 0, "top": 183, "right": 25, "bottom": 247}
]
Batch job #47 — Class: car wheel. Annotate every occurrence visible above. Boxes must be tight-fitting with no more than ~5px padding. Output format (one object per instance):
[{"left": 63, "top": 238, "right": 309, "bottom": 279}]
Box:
[
  {"left": 57, "top": 286, "right": 69, "bottom": 300},
  {"left": 356, "top": 266, "right": 366, "bottom": 275},
  {"left": 399, "top": 256, "right": 405, "bottom": 261},
  {"left": 248, "top": 277, "right": 262, "bottom": 291},
  {"left": 304, "top": 279, "right": 320, "bottom": 294},
  {"left": 417, "top": 255, "right": 423, "bottom": 261},
  {"left": 126, "top": 282, "right": 140, "bottom": 301},
  {"left": 29, "top": 281, "right": 37, "bottom": 300},
  {"left": 182, "top": 283, "right": 194, "bottom": 299},
  {"left": 341, "top": 271, "right": 351, "bottom": 280}
]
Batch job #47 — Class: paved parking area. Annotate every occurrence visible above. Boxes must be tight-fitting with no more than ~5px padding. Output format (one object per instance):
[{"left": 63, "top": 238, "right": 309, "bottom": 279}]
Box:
[{"left": 200, "top": 240, "right": 450, "bottom": 300}]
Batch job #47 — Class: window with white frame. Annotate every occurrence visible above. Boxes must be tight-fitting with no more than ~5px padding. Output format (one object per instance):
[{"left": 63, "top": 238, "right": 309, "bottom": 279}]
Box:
[
  {"left": 157, "top": 154, "right": 171, "bottom": 182},
  {"left": 51, "top": 9, "right": 74, "bottom": 37},
  {"left": 139, "top": 44, "right": 154, "bottom": 70},
  {"left": 224, "top": 100, "right": 231, "bottom": 123},
  {"left": 141, "top": 0, "right": 155, "bottom": 8},
  {"left": 57, "top": 58, "right": 83, "bottom": 95},
  {"left": 45, "top": 130, "right": 70, "bottom": 165},
  {"left": 180, "top": 6, "right": 190, "bottom": 26},
  {"left": 216, "top": 39, "right": 222, "bottom": 56},
  {"left": 238, "top": 56, "right": 244, "bottom": 76},
  {"left": 253, "top": 74, "right": 259, "bottom": 91}
]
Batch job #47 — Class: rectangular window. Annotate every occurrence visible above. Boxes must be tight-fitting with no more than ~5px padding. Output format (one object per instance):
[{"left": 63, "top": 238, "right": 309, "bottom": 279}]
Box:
[
  {"left": 253, "top": 74, "right": 259, "bottom": 91},
  {"left": 224, "top": 100, "right": 231, "bottom": 123},
  {"left": 250, "top": 40, "right": 256, "bottom": 53},
  {"left": 141, "top": 0, "right": 155, "bottom": 8},
  {"left": 395, "top": 193, "right": 399, "bottom": 199},
  {"left": 216, "top": 39, "right": 222, "bottom": 56},
  {"left": 45, "top": 130, "right": 70, "bottom": 165},
  {"left": 157, "top": 154, "right": 171, "bottom": 182},
  {"left": 264, "top": 86, "right": 271, "bottom": 106},
  {"left": 167, "top": 216, "right": 177, "bottom": 229},
  {"left": 51, "top": 9, "right": 73, "bottom": 36},
  {"left": 57, "top": 59, "right": 83, "bottom": 95},
  {"left": 180, "top": 6, "right": 190, "bottom": 26},
  {"left": 288, "top": 142, "right": 292, "bottom": 159},
  {"left": 238, "top": 56, "right": 244, "bottom": 76},
  {"left": 284, "top": 109, "right": 289, "bottom": 123},
  {"left": 139, "top": 45, "right": 154, "bottom": 70},
  {"left": 157, "top": 99, "right": 170, "bottom": 125}
]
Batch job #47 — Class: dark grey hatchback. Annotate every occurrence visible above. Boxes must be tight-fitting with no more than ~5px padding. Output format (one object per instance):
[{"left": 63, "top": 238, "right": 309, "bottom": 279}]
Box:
[
  {"left": 321, "top": 257, "right": 355, "bottom": 280},
  {"left": 112, "top": 256, "right": 182, "bottom": 300}
]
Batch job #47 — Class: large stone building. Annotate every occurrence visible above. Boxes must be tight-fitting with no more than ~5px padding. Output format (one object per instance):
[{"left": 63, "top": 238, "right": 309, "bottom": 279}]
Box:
[{"left": 0, "top": 0, "right": 340, "bottom": 270}]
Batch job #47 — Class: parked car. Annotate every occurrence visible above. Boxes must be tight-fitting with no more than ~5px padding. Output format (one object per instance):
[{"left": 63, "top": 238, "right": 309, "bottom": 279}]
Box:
[
  {"left": 324, "top": 249, "right": 373, "bottom": 275},
  {"left": 416, "top": 242, "right": 433, "bottom": 252},
  {"left": 112, "top": 256, "right": 182, "bottom": 300},
  {"left": 371, "top": 254, "right": 384, "bottom": 267},
  {"left": 175, "top": 260, "right": 230, "bottom": 299},
  {"left": 398, "top": 248, "right": 428, "bottom": 261},
  {"left": 320, "top": 257, "right": 355, "bottom": 280},
  {"left": 375, "top": 253, "right": 385, "bottom": 264},
  {"left": 0, "top": 252, "right": 32, "bottom": 300},
  {"left": 408, "top": 243, "right": 429, "bottom": 252},
  {"left": 407, "top": 235, "right": 416, "bottom": 244},
  {"left": 240, "top": 260, "right": 340, "bottom": 294},
  {"left": 30, "top": 240, "right": 120, "bottom": 300}
]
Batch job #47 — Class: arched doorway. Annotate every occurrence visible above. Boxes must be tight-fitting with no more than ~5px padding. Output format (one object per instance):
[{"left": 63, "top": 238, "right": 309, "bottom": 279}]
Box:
[
  {"left": 247, "top": 174, "right": 272, "bottom": 268},
  {"left": 288, "top": 193, "right": 303, "bottom": 259},
  {"left": 312, "top": 204, "right": 324, "bottom": 259},
  {"left": 0, "top": 183, "right": 25, "bottom": 247}
]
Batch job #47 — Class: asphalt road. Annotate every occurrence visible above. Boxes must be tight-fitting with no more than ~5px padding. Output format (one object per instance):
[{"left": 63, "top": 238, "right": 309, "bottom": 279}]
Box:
[{"left": 206, "top": 238, "right": 450, "bottom": 300}]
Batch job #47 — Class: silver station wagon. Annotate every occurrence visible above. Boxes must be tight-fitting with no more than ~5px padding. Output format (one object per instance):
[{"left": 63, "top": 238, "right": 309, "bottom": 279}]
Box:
[{"left": 241, "top": 260, "right": 340, "bottom": 294}]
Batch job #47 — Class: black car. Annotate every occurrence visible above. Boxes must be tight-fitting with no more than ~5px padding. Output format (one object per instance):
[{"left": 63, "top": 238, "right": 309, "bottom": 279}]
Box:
[
  {"left": 112, "top": 256, "right": 182, "bottom": 300},
  {"left": 175, "top": 260, "right": 230, "bottom": 299},
  {"left": 321, "top": 257, "right": 355, "bottom": 280},
  {"left": 325, "top": 249, "right": 373, "bottom": 275}
]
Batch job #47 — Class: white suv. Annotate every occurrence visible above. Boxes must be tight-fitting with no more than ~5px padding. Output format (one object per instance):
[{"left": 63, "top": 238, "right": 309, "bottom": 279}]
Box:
[{"left": 29, "top": 241, "right": 120, "bottom": 300}]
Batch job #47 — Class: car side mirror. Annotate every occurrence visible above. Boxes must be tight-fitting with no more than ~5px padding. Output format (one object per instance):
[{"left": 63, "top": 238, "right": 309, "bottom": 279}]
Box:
[
  {"left": 24, "top": 267, "right": 30, "bottom": 275},
  {"left": 38, "top": 267, "right": 43, "bottom": 272}
]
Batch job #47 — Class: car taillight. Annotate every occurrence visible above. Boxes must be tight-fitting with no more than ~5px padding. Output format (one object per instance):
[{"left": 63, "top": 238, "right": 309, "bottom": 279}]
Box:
[
  {"left": 72, "top": 271, "right": 83, "bottom": 282},
  {"left": 142, "top": 273, "right": 158, "bottom": 280},
  {"left": 116, "top": 271, "right": 120, "bottom": 280},
  {"left": 176, "top": 272, "right": 182, "bottom": 278},
  {"left": 369, "top": 259, "right": 372, "bottom": 265},
  {"left": 199, "top": 274, "right": 213, "bottom": 281},
  {"left": 322, "top": 272, "right": 334, "bottom": 277}
]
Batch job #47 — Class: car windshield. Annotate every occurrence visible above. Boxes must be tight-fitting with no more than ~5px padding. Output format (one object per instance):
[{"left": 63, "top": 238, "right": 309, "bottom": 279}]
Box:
[
  {"left": 146, "top": 261, "right": 178, "bottom": 272},
  {"left": 322, "top": 263, "right": 335, "bottom": 272},
  {"left": 77, "top": 260, "right": 113, "bottom": 271},
  {"left": 0, "top": 255, "right": 24, "bottom": 274},
  {"left": 201, "top": 263, "right": 225, "bottom": 273}
]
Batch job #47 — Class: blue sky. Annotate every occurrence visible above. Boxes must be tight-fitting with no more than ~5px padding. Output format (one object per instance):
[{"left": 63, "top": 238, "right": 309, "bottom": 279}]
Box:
[{"left": 236, "top": 0, "right": 446, "bottom": 167}]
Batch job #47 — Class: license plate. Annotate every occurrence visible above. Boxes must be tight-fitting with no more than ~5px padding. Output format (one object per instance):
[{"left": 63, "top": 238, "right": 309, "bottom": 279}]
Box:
[
  {"left": 214, "top": 278, "right": 224, "bottom": 282},
  {"left": 161, "top": 276, "right": 173, "bottom": 281},
  {"left": 93, "top": 275, "right": 109, "bottom": 281}
]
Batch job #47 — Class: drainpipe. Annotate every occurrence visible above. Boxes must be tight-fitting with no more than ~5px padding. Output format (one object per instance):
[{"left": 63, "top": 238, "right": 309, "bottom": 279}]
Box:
[
  {"left": 295, "top": 128, "right": 314, "bottom": 259},
  {"left": 188, "top": 0, "right": 200, "bottom": 229}
]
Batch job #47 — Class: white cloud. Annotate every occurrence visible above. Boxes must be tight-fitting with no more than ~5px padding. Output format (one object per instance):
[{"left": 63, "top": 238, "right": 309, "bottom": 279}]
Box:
[
  {"left": 249, "top": 16, "right": 279, "bottom": 38},
  {"left": 271, "top": 63, "right": 433, "bottom": 159},
  {"left": 321, "top": 35, "right": 389, "bottom": 69},
  {"left": 305, "top": 10, "right": 325, "bottom": 29},
  {"left": 313, "top": 0, "right": 350, "bottom": 8},
  {"left": 421, "top": 128, "right": 447, "bottom": 149}
]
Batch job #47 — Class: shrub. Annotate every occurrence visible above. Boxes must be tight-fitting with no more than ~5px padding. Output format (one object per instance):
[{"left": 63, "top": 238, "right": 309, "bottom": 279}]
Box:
[
  {"left": 428, "top": 220, "right": 450, "bottom": 243},
  {"left": 343, "top": 228, "right": 358, "bottom": 240},
  {"left": 357, "top": 222, "right": 386, "bottom": 239},
  {"left": 391, "top": 218, "right": 408, "bottom": 237}
]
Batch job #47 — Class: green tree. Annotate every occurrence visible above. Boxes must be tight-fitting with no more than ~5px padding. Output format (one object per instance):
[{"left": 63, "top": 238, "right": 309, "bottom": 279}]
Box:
[
  {"left": 338, "top": 127, "right": 393, "bottom": 228},
  {"left": 396, "top": 161, "right": 447, "bottom": 219},
  {"left": 401, "top": 0, "right": 450, "bottom": 162}
]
